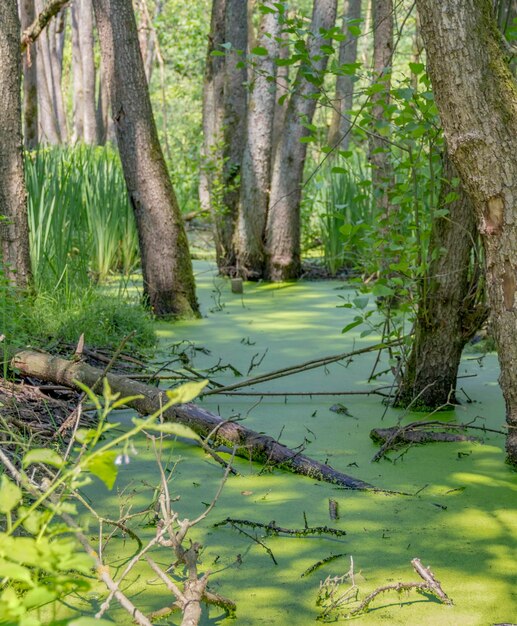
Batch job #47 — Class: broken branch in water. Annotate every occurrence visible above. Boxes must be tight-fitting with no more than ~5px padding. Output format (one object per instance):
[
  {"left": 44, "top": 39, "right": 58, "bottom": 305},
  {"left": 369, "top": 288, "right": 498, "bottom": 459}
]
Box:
[
  {"left": 214, "top": 517, "right": 347, "bottom": 538},
  {"left": 10, "top": 348, "right": 378, "bottom": 491},
  {"left": 370, "top": 420, "right": 479, "bottom": 462}
]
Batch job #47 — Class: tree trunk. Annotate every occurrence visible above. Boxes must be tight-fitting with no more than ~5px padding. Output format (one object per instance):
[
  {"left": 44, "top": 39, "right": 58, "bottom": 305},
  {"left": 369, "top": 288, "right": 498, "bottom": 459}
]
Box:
[
  {"left": 272, "top": 22, "right": 289, "bottom": 155},
  {"left": 368, "top": 0, "right": 393, "bottom": 220},
  {"left": 265, "top": 0, "right": 338, "bottom": 280},
  {"left": 92, "top": 0, "right": 199, "bottom": 317},
  {"left": 20, "top": 0, "right": 39, "bottom": 149},
  {"left": 11, "top": 348, "right": 376, "bottom": 490},
  {"left": 234, "top": 1, "right": 280, "bottom": 279},
  {"left": 415, "top": 0, "right": 517, "bottom": 462},
  {"left": 396, "top": 152, "right": 487, "bottom": 408},
  {"left": 80, "top": 0, "right": 98, "bottom": 144},
  {"left": 200, "top": 0, "right": 247, "bottom": 275},
  {"left": 199, "top": 0, "right": 226, "bottom": 261},
  {"left": 36, "top": 0, "right": 61, "bottom": 144},
  {"left": 0, "top": 1, "right": 32, "bottom": 288},
  {"left": 48, "top": 9, "right": 68, "bottom": 143},
  {"left": 328, "top": 0, "right": 362, "bottom": 151},
  {"left": 71, "top": 0, "right": 84, "bottom": 142}
]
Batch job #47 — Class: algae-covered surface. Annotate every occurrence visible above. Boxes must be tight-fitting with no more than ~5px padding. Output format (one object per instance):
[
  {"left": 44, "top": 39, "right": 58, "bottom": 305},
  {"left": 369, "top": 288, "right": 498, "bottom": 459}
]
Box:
[{"left": 65, "top": 262, "right": 516, "bottom": 625}]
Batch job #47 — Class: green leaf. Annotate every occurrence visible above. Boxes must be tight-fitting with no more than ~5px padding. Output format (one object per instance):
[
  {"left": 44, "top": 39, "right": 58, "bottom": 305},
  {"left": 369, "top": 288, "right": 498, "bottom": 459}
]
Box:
[
  {"left": 23, "top": 448, "right": 64, "bottom": 469},
  {"left": 372, "top": 283, "right": 395, "bottom": 297},
  {"left": 331, "top": 166, "right": 347, "bottom": 174},
  {"left": 22, "top": 586, "right": 56, "bottom": 610},
  {"left": 85, "top": 451, "right": 119, "bottom": 490},
  {"left": 166, "top": 379, "right": 208, "bottom": 404},
  {"left": 0, "top": 476, "right": 22, "bottom": 513},
  {"left": 348, "top": 25, "right": 361, "bottom": 36},
  {"left": 409, "top": 61, "right": 425, "bottom": 75},
  {"left": 0, "top": 558, "right": 33, "bottom": 585},
  {"left": 17, "top": 507, "right": 50, "bottom": 535},
  {"left": 352, "top": 296, "right": 369, "bottom": 310},
  {"left": 210, "top": 50, "right": 225, "bottom": 56},
  {"left": 75, "top": 428, "right": 97, "bottom": 444},
  {"left": 140, "top": 421, "right": 199, "bottom": 439},
  {"left": 341, "top": 319, "right": 363, "bottom": 334},
  {"left": 251, "top": 46, "right": 268, "bottom": 56}
]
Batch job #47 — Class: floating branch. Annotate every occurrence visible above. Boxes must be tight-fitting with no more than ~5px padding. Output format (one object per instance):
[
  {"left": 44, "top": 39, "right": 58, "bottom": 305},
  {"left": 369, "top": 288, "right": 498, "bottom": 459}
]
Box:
[
  {"left": 370, "top": 420, "right": 479, "bottom": 462},
  {"left": 214, "top": 517, "right": 347, "bottom": 538},
  {"left": 301, "top": 553, "right": 347, "bottom": 578}
]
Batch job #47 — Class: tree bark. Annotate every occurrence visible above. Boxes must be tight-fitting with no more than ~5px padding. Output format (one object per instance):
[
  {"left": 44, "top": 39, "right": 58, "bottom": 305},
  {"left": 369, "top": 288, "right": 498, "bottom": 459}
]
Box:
[
  {"left": 48, "top": 9, "right": 68, "bottom": 142},
  {"left": 71, "top": 0, "right": 84, "bottom": 142},
  {"left": 328, "top": 0, "right": 362, "bottom": 151},
  {"left": 35, "top": 0, "right": 61, "bottom": 144},
  {"left": 0, "top": 1, "right": 32, "bottom": 288},
  {"left": 11, "top": 349, "right": 376, "bottom": 490},
  {"left": 214, "top": 0, "right": 248, "bottom": 274},
  {"left": 396, "top": 152, "right": 487, "bottom": 408},
  {"left": 368, "top": 0, "right": 393, "bottom": 220},
  {"left": 199, "top": 0, "right": 226, "bottom": 263},
  {"left": 92, "top": 0, "right": 199, "bottom": 317},
  {"left": 265, "top": 0, "right": 338, "bottom": 280},
  {"left": 234, "top": 1, "right": 280, "bottom": 279},
  {"left": 20, "top": 0, "right": 39, "bottom": 149},
  {"left": 415, "top": 0, "right": 517, "bottom": 462},
  {"left": 79, "top": 0, "right": 98, "bottom": 144}
]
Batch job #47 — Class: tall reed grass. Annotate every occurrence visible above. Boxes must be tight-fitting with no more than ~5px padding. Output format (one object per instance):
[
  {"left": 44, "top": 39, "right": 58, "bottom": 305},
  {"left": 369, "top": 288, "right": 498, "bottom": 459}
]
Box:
[
  {"left": 25, "top": 146, "right": 139, "bottom": 294},
  {"left": 314, "top": 156, "right": 373, "bottom": 275}
]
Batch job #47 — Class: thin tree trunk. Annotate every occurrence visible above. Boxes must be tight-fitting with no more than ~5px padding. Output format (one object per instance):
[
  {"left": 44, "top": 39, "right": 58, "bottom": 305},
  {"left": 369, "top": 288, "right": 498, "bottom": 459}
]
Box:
[
  {"left": 415, "top": 0, "right": 517, "bottom": 462},
  {"left": 265, "top": 0, "right": 338, "bottom": 280},
  {"left": 368, "top": 0, "right": 393, "bottom": 220},
  {"left": 216, "top": 0, "right": 247, "bottom": 274},
  {"left": 48, "top": 10, "right": 68, "bottom": 142},
  {"left": 0, "top": 1, "right": 32, "bottom": 288},
  {"left": 92, "top": 0, "right": 199, "bottom": 317},
  {"left": 234, "top": 1, "right": 280, "bottom": 279},
  {"left": 80, "top": 0, "right": 98, "bottom": 144},
  {"left": 36, "top": 2, "right": 61, "bottom": 144},
  {"left": 20, "top": 0, "right": 39, "bottom": 149},
  {"left": 396, "top": 152, "right": 487, "bottom": 408},
  {"left": 199, "top": 0, "right": 226, "bottom": 256},
  {"left": 71, "top": 0, "right": 84, "bottom": 142},
  {"left": 328, "top": 0, "right": 362, "bottom": 151}
]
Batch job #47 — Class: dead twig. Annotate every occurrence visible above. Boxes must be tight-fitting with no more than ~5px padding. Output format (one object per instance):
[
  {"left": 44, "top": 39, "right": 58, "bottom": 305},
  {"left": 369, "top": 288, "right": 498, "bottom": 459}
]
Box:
[{"left": 202, "top": 339, "right": 404, "bottom": 396}]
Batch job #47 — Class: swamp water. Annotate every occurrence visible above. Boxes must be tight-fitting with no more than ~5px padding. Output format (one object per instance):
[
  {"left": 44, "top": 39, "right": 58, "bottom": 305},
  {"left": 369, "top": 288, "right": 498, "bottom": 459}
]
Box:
[{"left": 61, "top": 262, "right": 516, "bottom": 625}]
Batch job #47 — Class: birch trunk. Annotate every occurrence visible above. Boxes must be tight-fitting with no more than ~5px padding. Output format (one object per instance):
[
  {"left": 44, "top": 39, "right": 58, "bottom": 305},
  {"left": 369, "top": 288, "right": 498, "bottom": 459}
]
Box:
[
  {"left": 0, "top": 1, "right": 32, "bottom": 287},
  {"left": 92, "top": 0, "right": 199, "bottom": 317},
  {"left": 328, "top": 0, "right": 362, "bottom": 151},
  {"left": 20, "top": 0, "right": 39, "bottom": 149},
  {"left": 266, "top": 0, "right": 338, "bottom": 280},
  {"left": 415, "top": 0, "right": 517, "bottom": 462},
  {"left": 234, "top": 2, "right": 280, "bottom": 278},
  {"left": 396, "top": 152, "right": 487, "bottom": 408}
]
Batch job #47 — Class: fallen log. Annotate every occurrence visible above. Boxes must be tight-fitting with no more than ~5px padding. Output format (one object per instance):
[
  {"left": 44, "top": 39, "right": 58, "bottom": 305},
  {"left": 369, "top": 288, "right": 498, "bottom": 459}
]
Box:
[{"left": 11, "top": 349, "right": 376, "bottom": 491}]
